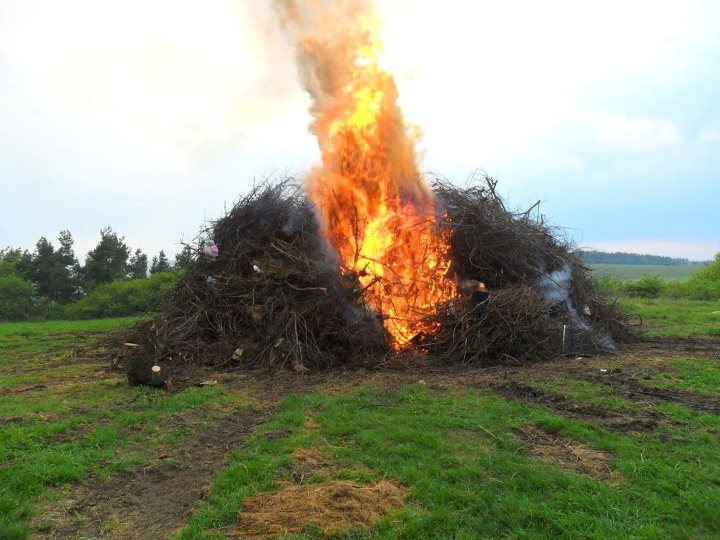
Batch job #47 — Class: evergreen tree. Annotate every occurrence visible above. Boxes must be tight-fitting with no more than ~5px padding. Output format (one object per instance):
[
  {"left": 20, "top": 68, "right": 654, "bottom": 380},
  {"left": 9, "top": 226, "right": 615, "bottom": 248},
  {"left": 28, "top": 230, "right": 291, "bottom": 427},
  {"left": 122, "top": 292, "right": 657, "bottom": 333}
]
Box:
[
  {"left": 3, "top": 234, "right": 78, "bottom": 302},
  {"left": 31, "top": 237, "right": 57, "bottom": 299},
  {"left": 174, "top": 245, "right": 194, "bottom": 270},
  {"left": 55, "top": 230, "right": 80, "bottom": 302},
  {"left": 128, "top": 249, "right": 148, "bottom": 279},
  {"left": 83, "top": 227, "right": 131, "bottom": 290},
  {"left": 150, "top": 250, "right": 171, "bottom": 274},
  {"left": 23, "top": 233, "right": 81, "bottom": 302}
]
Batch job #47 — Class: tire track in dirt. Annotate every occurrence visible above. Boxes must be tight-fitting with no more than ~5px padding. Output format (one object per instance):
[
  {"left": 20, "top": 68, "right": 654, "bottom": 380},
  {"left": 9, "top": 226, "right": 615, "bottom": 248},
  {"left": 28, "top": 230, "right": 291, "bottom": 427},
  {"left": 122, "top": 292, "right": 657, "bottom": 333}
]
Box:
[
  {"left": 579, "top": 370, "right": 720, "bottom": 415},
  {"left": 489, "top": 380, "right": 663, "bottom": 432},
  {"left": 34, "top": 368, "right": 358, "bottom": 539},
  {"left": 37, "top": 407, "right": 269, "bottom": 540}
]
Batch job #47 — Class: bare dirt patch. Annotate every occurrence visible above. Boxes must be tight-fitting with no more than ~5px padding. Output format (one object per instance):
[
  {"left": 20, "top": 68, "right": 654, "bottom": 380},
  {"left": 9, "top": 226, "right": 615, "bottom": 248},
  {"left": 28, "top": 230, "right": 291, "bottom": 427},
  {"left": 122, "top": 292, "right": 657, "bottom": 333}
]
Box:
[
  {"left": 33, "top": 367, "right": 369, "bottom": 539},
  {"left": 491, "top": 380, "right": 662, "bottom": 432},
  {"left": 36, "top": 408, "right": 268, "bottom": 540},
  {"left": 230, "top": 479, "right": 408, "bottom": 538},
  {"left": 518, "top": 425, "right": 623, "bottom": 484},
  {"left": 642, "top": 336, "right": 720, "bottom": 355},
  {"left": 580, "top": 369, "right": 720, "bottom": 415},
  {"left": 483, "top": 340, "right": 720, "bottom": 426}
]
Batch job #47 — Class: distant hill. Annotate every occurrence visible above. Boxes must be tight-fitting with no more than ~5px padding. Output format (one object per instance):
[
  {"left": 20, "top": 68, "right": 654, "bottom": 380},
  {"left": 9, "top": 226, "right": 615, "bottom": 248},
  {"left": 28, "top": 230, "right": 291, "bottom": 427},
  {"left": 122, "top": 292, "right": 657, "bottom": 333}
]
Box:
[{"left": 580, "top": 250, "right": 709, "bottom": 266}]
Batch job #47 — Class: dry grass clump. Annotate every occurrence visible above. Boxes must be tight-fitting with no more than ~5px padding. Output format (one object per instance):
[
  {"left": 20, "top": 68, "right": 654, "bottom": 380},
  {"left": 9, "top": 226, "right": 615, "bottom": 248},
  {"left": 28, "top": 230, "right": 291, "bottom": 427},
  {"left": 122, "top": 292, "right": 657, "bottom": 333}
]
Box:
[
  {"left": 231, "top": 480, "right": 407, "bottom": 538},
  {"left": 518, "top": 425, "right": 623, "bottom": 483},
  {"left": 291, "top": 447, "right": 336, "bottom": 480}
]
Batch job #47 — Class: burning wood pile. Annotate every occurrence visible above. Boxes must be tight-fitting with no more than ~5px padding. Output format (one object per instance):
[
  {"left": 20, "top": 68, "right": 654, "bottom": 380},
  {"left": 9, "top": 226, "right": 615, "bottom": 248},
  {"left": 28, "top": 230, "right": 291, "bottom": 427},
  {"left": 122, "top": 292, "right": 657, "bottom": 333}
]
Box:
[
  {"left": 121, "top": 0, "right": 629, "bottom": 383},
  {"left": 418, "top": 176, "right": 628, "bottom": 363},
  {"left": 121, "top": 174, "right": 629, "bottom": 383}
]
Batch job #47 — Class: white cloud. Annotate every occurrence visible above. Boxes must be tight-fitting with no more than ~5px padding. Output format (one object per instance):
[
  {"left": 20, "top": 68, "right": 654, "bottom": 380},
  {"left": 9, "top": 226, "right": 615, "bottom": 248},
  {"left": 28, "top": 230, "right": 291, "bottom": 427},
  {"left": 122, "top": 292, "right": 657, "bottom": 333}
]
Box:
[
  {"left": 578, "top": 111, "right": 682, "bottom": 153},
  {"left": 0, "top": 0, "right": 718, "bottom": 259},
  {"left": 0, "top": 0, "right": 308, "bottom": 188},
  {"left": 699, "top": 130, "right": 720, "bottom": 143}
]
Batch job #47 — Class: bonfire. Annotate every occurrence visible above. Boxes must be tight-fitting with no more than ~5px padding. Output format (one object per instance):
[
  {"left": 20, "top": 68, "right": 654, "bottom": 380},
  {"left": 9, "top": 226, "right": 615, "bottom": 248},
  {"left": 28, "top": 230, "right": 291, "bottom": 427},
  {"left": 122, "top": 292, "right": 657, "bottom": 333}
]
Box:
[{"left": 122, "top": 0, "right": 630, "bottom": 385}]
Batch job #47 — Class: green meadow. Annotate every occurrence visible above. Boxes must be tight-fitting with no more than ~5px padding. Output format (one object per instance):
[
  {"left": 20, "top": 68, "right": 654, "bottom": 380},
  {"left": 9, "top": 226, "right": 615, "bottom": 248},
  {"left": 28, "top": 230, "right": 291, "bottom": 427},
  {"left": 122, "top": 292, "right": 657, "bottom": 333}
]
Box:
[{"left": 1, "top": 302, "right": 719, "bottom": 539}]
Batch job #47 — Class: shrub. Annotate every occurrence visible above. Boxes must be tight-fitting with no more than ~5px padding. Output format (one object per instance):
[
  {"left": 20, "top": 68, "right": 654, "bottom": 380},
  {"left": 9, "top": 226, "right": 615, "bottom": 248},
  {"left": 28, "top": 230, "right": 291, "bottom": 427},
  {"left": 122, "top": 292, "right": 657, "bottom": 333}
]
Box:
[
  {"left": 596, "top": 276, "right": 625, "bottom": 296},
  {"left": 660, "top": 280, "right": 686, "bottom": 299},
  {"left": 0, "top": 276, "right": 37, "bottom": 321},
  {"left": 625, "top": 275, "right": 666, "bottom": 298},
  {"left": 61, "top": 272, "right": 178, "bottom": 319},
  {"left": 692, "top": 253, "right": 720, "bottom": 282},
  {"left": 682, "top": 253, "right": 720, "bottom": 300},
  {"left": 680, "top": 278, "right": 720, "bottom": 300}
]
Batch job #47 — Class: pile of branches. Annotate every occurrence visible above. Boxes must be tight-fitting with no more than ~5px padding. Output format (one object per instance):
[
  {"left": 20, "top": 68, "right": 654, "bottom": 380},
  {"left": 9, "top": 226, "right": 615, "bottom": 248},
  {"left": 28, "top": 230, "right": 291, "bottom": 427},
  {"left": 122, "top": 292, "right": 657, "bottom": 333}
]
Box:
[
  {"left": 124, "top": 180, "right": 388, "bottom": 379},
  {"left": 122, "top": 175, "right": 630, "bottom": 382},
  {"left": 420, "top": 174, "right": 631, "bottom": 363}
]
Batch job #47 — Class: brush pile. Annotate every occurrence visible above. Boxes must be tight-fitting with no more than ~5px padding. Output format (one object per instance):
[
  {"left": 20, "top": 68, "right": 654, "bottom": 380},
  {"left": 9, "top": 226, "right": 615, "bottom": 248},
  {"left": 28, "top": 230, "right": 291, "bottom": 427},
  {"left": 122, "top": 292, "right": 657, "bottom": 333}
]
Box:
[
  {"left": 418, "top": 177, "right": 628, "bottom": 363},
  {"left": 122, "top": 175, "right": 630, "bottom": 383}
]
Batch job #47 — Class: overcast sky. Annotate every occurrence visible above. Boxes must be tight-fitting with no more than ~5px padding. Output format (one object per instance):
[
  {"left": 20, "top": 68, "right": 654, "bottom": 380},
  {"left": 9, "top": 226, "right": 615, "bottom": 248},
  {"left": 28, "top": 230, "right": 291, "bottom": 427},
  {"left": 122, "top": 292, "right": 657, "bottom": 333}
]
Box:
[{"left": 1, "top": 0, "right": 718, "bottom": 261}]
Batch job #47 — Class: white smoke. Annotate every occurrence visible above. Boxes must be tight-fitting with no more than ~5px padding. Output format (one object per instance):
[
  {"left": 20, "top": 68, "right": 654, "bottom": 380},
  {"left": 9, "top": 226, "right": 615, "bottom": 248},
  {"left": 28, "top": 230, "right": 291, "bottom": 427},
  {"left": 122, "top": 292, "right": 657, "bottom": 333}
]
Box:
[
  {"left": 538, "top": 265, "right": 573, "bottom": 304},
  {"left": 537, "top": 265, "right": 589, "bottom": 330}
]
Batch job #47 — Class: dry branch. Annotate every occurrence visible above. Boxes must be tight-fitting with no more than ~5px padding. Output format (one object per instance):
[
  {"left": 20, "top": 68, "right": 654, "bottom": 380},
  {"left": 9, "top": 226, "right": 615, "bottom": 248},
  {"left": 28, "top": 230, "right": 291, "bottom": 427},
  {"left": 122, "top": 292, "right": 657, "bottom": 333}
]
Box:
[{"left": 122, "top": 175, "right": 630, "bottom": 380}]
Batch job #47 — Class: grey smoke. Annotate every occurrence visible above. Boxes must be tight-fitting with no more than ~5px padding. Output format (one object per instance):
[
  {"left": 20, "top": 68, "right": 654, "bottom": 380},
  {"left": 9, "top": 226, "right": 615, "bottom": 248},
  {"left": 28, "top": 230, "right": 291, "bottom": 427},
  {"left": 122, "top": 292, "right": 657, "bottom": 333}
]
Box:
[
  {"left": 538, "top": 265, "right": 572, "bottom": 304},
  {"left": 537, "top": 265, "right": 589, "bottom": 330},
  {"left": 538, "top": 265, "right": 617, "bottom": 351}
]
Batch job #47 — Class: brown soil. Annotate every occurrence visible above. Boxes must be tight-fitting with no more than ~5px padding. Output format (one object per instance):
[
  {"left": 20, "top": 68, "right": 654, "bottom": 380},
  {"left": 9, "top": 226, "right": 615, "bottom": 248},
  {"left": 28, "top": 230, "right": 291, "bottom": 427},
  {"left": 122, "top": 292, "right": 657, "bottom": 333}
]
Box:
[
  {"left": 36, "top": 408, "right": 267, "bottom": 540},
  {"left": 483, "top": 339, "right": 720, "bottom": 419},
  {"left": 491, "top": 380, "right": 662, "bottom": 432},
  {"left": 579, "top": 369, "right": 720, "bottom": 415},
  {"left": 229, "top": 480, "right": 408, "bottom": 538},
  {"left": 517, "top": 425, "right": 623, "bottom": 483},
  {"left": 32, "top": 366, "right": 360, "bottom": 539},
  {"left": 642, "top": 335, "right": 720, "bottom": 354}
]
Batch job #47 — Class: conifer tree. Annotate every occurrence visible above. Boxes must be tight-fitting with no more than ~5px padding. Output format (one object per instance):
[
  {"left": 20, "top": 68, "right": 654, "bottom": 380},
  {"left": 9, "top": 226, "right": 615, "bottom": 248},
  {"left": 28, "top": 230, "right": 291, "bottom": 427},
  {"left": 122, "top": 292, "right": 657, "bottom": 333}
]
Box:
[
  {"left": 150, "top": 250, "right": 171, "bottom": 274},
  {"left": 83, "top": 227, "right": 131, "bottom": 290},
  {"left": 174, "top": 245, "right": 194, "bottom": 270},
  {"left": 128, "top": 249, "right": 148, "bottom": 279}
]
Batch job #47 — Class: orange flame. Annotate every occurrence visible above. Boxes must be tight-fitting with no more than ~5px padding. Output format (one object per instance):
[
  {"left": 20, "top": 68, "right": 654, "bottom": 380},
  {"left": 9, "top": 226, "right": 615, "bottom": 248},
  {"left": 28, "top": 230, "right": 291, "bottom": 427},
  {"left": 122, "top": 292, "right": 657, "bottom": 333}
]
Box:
[{"left": 276, "top": 2, "right": 457, "bottom": 347}]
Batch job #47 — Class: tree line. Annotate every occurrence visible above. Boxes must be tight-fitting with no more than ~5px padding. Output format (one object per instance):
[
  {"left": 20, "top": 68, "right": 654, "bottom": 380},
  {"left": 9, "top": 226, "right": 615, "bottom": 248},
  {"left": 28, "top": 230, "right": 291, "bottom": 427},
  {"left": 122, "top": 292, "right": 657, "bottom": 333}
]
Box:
[
  {"left": 580, "top": 250, "right": 710, "bottom": 266},
  {"left": 0, "top": 227, "right": 193, "bottom": 319}
]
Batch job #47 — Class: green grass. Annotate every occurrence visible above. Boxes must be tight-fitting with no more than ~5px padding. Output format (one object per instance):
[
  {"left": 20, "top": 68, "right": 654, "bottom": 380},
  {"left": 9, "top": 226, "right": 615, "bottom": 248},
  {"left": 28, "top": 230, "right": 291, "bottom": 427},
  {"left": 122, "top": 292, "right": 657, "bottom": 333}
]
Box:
[
  {"left": 530, "top": 378, "right": 637, "bottom": 411},
  {"left": 3, "top": 312, "right": 720, "bottom": 539},
  {"left": 620, "top": 297, "right": 720, "bottom": 337},
  {"left": 177, "top": 385, "right": 720, "bottom": 539},
  {"left": 591, "top": 264, "right": 701, "bottom": 281},
  {"left": 0, "top": 317, "right": 138, "bottom": 338},
  {"left": 0, "top": 317, "right": 248, "bottom": 539},
  {"left": 0, "top": 317, "right": 138, "bottom": 354},
  {"left": 647, "top": 358, "right": 720, "bottom": 396}
]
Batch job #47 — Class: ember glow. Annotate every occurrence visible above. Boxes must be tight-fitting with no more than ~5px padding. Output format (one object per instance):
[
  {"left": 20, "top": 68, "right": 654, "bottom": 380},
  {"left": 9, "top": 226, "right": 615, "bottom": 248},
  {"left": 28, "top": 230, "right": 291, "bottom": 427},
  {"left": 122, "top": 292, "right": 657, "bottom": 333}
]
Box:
[{"left": 275, "top": 0, "right": 458, "bottom": 347}]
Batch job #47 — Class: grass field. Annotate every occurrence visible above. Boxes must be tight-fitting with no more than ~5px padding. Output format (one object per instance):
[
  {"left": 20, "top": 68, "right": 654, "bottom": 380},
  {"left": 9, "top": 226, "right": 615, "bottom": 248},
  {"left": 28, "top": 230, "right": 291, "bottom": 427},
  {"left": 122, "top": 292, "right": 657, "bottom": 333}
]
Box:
[
  {"left": 590, "top": 263, "right": 702, "bottom": 281},
  {"left": 1, "top": 305, "right": 719, "bottom": 539},
  {"left": 619, "top": 297, "right": 720, "bottom": 337}
]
